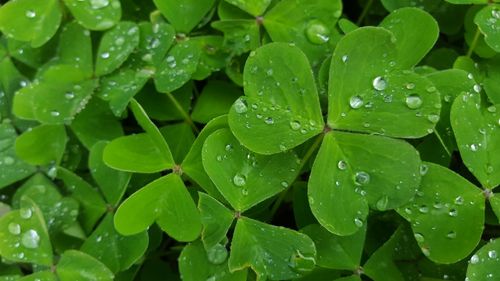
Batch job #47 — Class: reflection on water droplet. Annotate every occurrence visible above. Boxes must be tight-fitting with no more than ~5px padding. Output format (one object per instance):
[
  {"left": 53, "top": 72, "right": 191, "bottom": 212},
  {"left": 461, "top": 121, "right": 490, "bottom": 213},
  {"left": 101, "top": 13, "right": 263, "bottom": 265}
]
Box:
[
  {"left": 349, "top": 95, "right": 364, "bottom": 109},
  {"left": 101, "top": 52, "right": 110, "bottom": 59},
  {"left": 455, "top": 196, "right": 464, "bottom": 205},
  {"left": 305, "top": 20, "right": 330, "bottom": 45},
  {"left": 21, "top": 229, "right": 40, "bottom": 249},
  {"left": 406, "top": 83, "right": 415, "bottom": 90},
  {"left": 448, "top": 208, "right": 458, "bottom": 217},
  {"left": 470, "top": 254, "right": 479, "bottom": 264},
  {"left": 354, "top": 218, "right": 363, "bottom": 227},
  {"left": 376, "top": 196, "right": 388, "bottom": 210},
  {"left": 488, "top": 250, "right": 497, "bottom": 259},
  {"left": 90, "top": 0, "right": 110, "bottom": 9},
  {"left": 473, "top": 84, "right": 481, "bottom": 93},
  {"left": 65, "top": 92, "right": 75, "bottom": 99},
  {"left": 406, "top": 94, "right": 423, "bottom": 109},
  {"left": 25, "top": 10, "right": 36, "bottom": 18},
  {"left": 233, "top": 174, "right": 246, "bottom": 187},
  {"left": 372, "top": 76, "right": 387, "bottom": 91},
  {"left": 281, "top": 181, "right": 289, "bottom": 188}
]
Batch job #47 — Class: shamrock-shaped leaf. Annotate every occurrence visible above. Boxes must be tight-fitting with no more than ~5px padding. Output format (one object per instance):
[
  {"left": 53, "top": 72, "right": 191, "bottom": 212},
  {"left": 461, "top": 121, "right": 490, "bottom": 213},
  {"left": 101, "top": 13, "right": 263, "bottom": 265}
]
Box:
[
  {"left": 474, "top": 5, "right": 500, "bottom": 52},
  {"left": 0, "top": 198, "right": 52, "bottom": 266},
  {"left": 328, "top": 27, "right": 441, "bottom": 138},
  {"left": 228, "top": 43, "right": 324, "bottom": 155},
  {"left": 57, "top": 22, "right": 93, "bottom": 77},
  {"left": 81, "top": 214, "right": 148, "bottom": 273},
  {"left": 114, "top": 173, "right": 201, "bottom": 241},
  {"left": 0, "top": 122, "right": 35, "bottom": 189},
  {"left": 15, "top": 124, "right": 67, "bottom": 165},
  {"left": 229, "top": 217, "right": 316, "bottom": 280},
  {"left": 198, "top": 193, "right": 234, "bottom": 249},
  {"left": 56, "top": 250, "right": 114, "bottom": 281},
  {"left": 398, "top": 163, "right": 484, "bottom": 263},
  {"left": 451, "top": 91, "right": 500, "bottom": 189},
  {"left": 179, "top": 240, "right": 247, "bottom": 281},
  {"left": 63, "top": 0, "right": 121, "bottom": 30},
  {"left": 153, "top": 0, "right": 215, "bottom": 33},
  {"left": 466, "top": 239, "right": 500, "bottom": 280},
  {"left": 0, "top": 0, "right": 61, "bottom": 47},
  {"left": 202, "top": 128, "right": 300, "bottom": 212},
  {"left": 308, "top": 131, "right": 421, "bottom": 236}
]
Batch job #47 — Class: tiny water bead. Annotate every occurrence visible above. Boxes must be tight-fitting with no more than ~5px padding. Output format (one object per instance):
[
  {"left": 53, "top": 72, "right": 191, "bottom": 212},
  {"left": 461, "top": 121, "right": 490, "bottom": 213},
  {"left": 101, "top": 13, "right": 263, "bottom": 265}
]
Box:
[
  {"left": 233, "top": 174, "right": 246, "bottom": 187},
  {"left": 337, "top": 160, "right": 347, "bottom": 170},
  {"left": 470, "top": 254, "right": 479, "bottom": 264},
  {"left": 341, "top": 55, "right": 348, "bottom": 63},
  {"left": 8, "top": 223, "right": 21, "bottom": 235},
  {"left": 473, "top": 84, "right": 481, "bottom": 93},
  {"left": 448, "top": 208, "right": 458, "bottom": 217},
  {"left": 372, "top": 76, "right": 387, "bottom": 91},
  {"left": 90, "top": 0, "right": 110, "bottom": 9},
  {"left": 21, "top": 229, "right": 40, "bottom": 249},
  {"left": 405, "top": 94, "right": 423, "bottom": 109},
  {"left": 354, "top": 218, "right": 363, "bottom": 227},
  {"left": 446, "top": 231, "right": 457, "bottom": 239},
  {"left": 353, "top": 171, "right": 370, "bottom": 186},
  {"left": 488, "top": 250, "right": 497, "bottom": 259},
  {"left": 305, "top": 20, "right": 330, "bottom": 45},
  {"left": 427, "top": 114, "right": 440, "bottom": 123},
  {"left": 3, "top": 156, "right": 15, "bottom": 165},
  {"left": 289, "top": 120, "right": 301, "bottom": 130},
  {"left": 264, "top": 117, "right": 274, "bottom": 125},
  {"left": 234, "top": 99, "right": 248, "bottom": 114},
  {"left": 349, "top": 95, "right": 364, "bottom": 109},
  {"left": 64, "top": 92, "right": 75, "bottom": 99},
  {"left": 101, "top": 52, "right": 110, "bottom": 59},
  {"left": 25, "top": 10, "right": 36, "bottom": 18},
  {"left": 414, "top": 233, "right": 425, "bottom": 243}
]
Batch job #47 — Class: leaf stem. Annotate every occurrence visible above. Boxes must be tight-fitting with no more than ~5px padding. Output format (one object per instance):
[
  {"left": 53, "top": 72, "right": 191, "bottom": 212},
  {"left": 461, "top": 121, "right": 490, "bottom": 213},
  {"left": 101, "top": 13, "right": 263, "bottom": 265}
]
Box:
[
  {"left": 165, "top": 92, "right": 200, "bottom": 134},
  {"left": 467, "top": 27, "right": 481, "bottom": 58},
  {"left": 356, "top": 0, "right": 373, "bottom": 26},
  {"left": 433, "top": 130, "right": 451, "bottom": 157}
]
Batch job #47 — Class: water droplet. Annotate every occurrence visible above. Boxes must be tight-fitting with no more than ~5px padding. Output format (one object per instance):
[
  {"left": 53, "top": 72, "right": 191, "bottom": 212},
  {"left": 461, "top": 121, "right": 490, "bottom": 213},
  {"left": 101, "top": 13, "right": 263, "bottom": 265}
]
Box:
[
  {"left": 241, "top": 188, "right": 249, "bottom": 196},
  {"left": 427, "top": 114, "right": 440, "bottom": 123},
  {"left": 288, "top": 250, "right": 316, "bottom": 273},
  {"left": 406, "top": 94, "right": 423, "bottom": 109},
  {"left": 473, "top": 84, "right": 481, "bottom": 93},
  {"left": 372, "top": 76, "right": 387, "bottom": 91},
  {"left": 115, "top": 36, "right": 125, "bottom": 46},
  {"left": 3, "top": 156, "right": 15, "bottom": 165},
  {"left": 421, "top": 247, "right": 431, "bottom": 257},
  {"left": 420, "top": 164, "right": 428, "bottom": 175},
  {"left": 419, "top": 205, "right": 429, "bottom": 213},
  {"left": 454, "top": 196, "right": 464, "bottom": 205},
  {"left": 234, "top": 99, "right": 248, "bottom": 114},
  {"left": 290, "top": 120, "right": 301, "bottom": 130},
  {"left": 20, "top": 208, "right": 32, "bottom": 219},
  {"left": 341, "top": 55, "right": 348, "bottom": 63},
  {"left": 21, "top": 229, "right": 40, "bottom": 249},
  {"left": 225, "top": 144, "right": 233, "bottom": 152},
  {"left": 25, "top": 10, "right": 36, "bottom": 18},
  {"left": 354, "top": 218, "right": 363, "bottom": 227},
  {"left": 426, "top": 86, "right": 436, "bottom": 92},
  {"left": 264, "top": 117, "right": 274, "bottom": 125},
  {"left": 470, "top": 254, "right": 479, "bottom": 264},
  {"left": 468, "top": 73, "right": 474, "bottom": 80},
  {"left": 376, "top": 196, "right": 389, "bottom": 210},
  {"left": 65, "top": 92, "right": 75, "bottom": 99},
  {"left": 487, "top": 105, "right": 497, "bottom": 113},
  {"left": 90, "top": 0, "right": 110, "bottom": 9},
  {"left": 101, "top": 52, "right": 110, "bottom": 59},
  {"left": 406, "top": 83, "right": 415, "bottom": 90},
  {"left": 414, "top": 233, "right": 425, "bottom": 243},
  {"left": 448, "top": 208, "right": 458, "bottom": 217},
  {"left": 488, "top": 250, "right": 497, "bottom": 259},
  {"left": 337, "top": 160, "right": 347, "bottom": 170},
  {"left": 354, "top": 171, "right": 370, "bottom": 186},
  {"left": 8, "top": 223, "right": 21, "bottom": 235},
  {"left": 446, "top": 231, "right": 456, "bottom": 239},
  {"left": 281, "top": 181, "right": 289, "bottom": 188},
  {"left": 50, "top": 111, "right": 60, "bottom": 117},
  {"left": 349, "top": 95, "right": 364, "bottom": 109},
  {"left": 470, "top": 144, "right": 478, "bottom": 152},
  {"left": 305, "top": 20, "right": 330, "bottom": 45},
  {"left": 233, "top": 174, "right": 246, "bottom": 187},
  {"left": 266, "top": 69, "right": 273, "bottom": 76},
  {"left": 206, "top": 244, "right": 228, "bottom": 265}
]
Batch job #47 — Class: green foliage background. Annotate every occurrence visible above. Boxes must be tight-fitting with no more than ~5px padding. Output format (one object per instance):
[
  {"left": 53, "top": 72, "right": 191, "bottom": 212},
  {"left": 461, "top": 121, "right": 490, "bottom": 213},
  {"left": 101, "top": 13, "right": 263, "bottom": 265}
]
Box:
[{"left": 0, "top": 0, "right": 500, "bottom": 280}]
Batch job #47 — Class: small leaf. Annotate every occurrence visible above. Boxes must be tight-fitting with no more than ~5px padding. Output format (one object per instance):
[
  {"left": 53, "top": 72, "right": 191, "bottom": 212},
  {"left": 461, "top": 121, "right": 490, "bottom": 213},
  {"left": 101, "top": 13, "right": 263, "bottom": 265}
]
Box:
[
  {"left": 89, "top": 141, "right": 131, "bottom": 205},
  {"left": 363, "top": 227, "right": 405, "bottom": 281},
  {"left": 229, "top": 217, "right": 316, "bottom": 280},
  {"left": 397, "top": 163, "right": 484, "bottom": 263},
  {"left": 198, "top": 193, "right": 234, "bottom": 250},
  {"left": 211, "top": 20, "right": 260, "bottom": 55},
  {"left": 0, "top": 198, "right": 52, "bottom": 266},
  {"left": 152, "top": 0, "right": 215, "bottom": 33},
  {"left": 224, "top": 0, "right": 271, "bottom": 16},
  {"left": 159, "top": 123, "right": 195, "bottom": 164},
  {"left": 179, "top": 240, "right": 247, "bottom": 281},
  {"left": 192, "top": 80, "right": 242, "bottom": 124},
  {"left": 95, "top": 22, "right": 140, "bottom": 76},
  {"left": 308, "top": 131, "right": 421, "bottom": 236},
  {"left": 466, "top": 239, "right": 500, "bottom": 280},
  {"left": 0, "top": 0, "right": 61, "bottom": 47},
  {"left": 228, "top": 43, "right": 324, "bottom": 154},
  {"left": 451, "top": 92, "right": 500, "bottom": 189},
  {"left": 56, "top": 22, "right": 93, "bottom": 77},
  {"left": 114, "top": 174, "right": 201, "bottom": 241},
  {"left": 56, "top": 250, "right": 114, "bottom": 281},
  {"left": 63, "top": 0, "right": 121, "bottom": 31},
  {"left": 474, "top": 5, "right": 500, "bottom": 52},
  {"left": 81, "top": 214, "right": 148, "bottom": 273},
  {"left": 301, "top": 224, "right": 365, "bottom": 270},
  {"left": 15, "top": 124, "right": 67, "bottom": 165},
  {"left": 202, "top": 128, "right": 300, "bottom": 212}
]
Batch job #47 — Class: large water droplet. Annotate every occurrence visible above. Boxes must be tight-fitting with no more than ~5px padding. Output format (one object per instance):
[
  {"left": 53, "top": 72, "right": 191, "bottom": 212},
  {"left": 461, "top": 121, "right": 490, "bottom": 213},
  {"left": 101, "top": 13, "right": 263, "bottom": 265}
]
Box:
[
  {"left": 234, "top": 99, "right": 248, "bottom": 114},
  {"left": 406, "top": 94, "right": 423, "bottom": 109},
  {"left": 233, "top": 174, "right": 246, "bottom": 187},
  {"left": 372, "top": 76, "right": 387, "bottom": 91},
  {"left": 305, "top": 20, "right": 330, "bottom": 45},
  {"left": 21, "top": 229, "right": 40, "bottom": 249},
  {"left": 25, "top": 10, "right": 36, "bottom": 18},
  {"left": 349, "top": 95, "right": 364, "bottom": 109},
  {"left": 8, "top": 223, "right": 21, "bottom": 235},
  {"left": 206, "top": 244, "right": 228, "bottom": 265},
  {"left": 354, "top": 171, "right": 370, "bottom": 186},
  {"left": 20, "top": 208, "right": 32, "bottom": 219},
  {"left": 470, "top": 254, "right": 479, "bottom": 264},
  {"left": 101, "top": 52, "right": 110, "bottom": 59}
]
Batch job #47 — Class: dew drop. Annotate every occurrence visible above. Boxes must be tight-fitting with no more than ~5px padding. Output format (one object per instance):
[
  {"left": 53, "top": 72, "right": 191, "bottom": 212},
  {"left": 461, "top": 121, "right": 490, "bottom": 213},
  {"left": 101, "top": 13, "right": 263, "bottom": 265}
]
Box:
[
  {"left": 406, "top": 94, "right": 423, "bottom": 109},
  {"left": 90, "top": 0, "right": 110, "bottom": 9},
  {"left": 234, "top": 99, "right": 248, "bottom": 114},
  {"left": 419, "top": 164, "right": 429, "bottom": 175},
  {"left": 21, "top": 229, "right": 40, "bottom": 249},
  {"left": 20, "top": 208, "right": 32, "bottom": 219},
  {"left": 354, "top": 171, "right": 370, "bottom": 186},
  {"left": 427, "top": 114, "right": 440, "bottom": 123},
  {"left": 115, "top": 36, "right": 125, "bottom": 46},
  {"left": 50, "top": 111, "right": 60, "bottom": 117},
  {"left": 487, "top": 105, "right": 497, "bottom": 113},
  {"left": 25, "top": 10, "right": 36, "bottom": 18},
  {"left": 337, "top": 160, "right": 347, "bottom": 170},
  {"left": 470, "top": 144, "right": 478, "bottom": 152},
  {"left": 448, "top": 208, "right": 458, "bottom": 217},
  {"left": 288, "top": 250, "right": 316, "bottom": 273},
  {"left": 341, "top": 55, "right": 348, "bottom": 63},
  {"left": 264, "top": 117, "right": 274, "bottom": 125},
  {"left": 419, "top": 205, "right": 429, "bottom": 213},
  {"left": 376, "top": 196, "right": 389, "bottom": 211},
  {"left": 281, "top": 181, "right": 289, "bottom": 188},
  {"left": 446, "top": 231, "right": 457, "bottom": 239},
  {"left": 65, "top": 92, "right": 75, "bottom": 99},
  {"left": 233, "top": 174, "right": 246, "bottom": 187},
  {"left": 470, "top": 254, "right": 479, "bottom": 264},
  {"left": 354, "top": 218, "right": 363, "bottom": 227},
  {"left": 305, "top": 20, "right": 330, "bottom": 45},
  {"left": 3, "top": 156, "right": 15, "bottom": 165},
  {"left": 488, "top": 250, "right": 497, "bottom": 259},
  {"left": 349, "top": 95, "right": 364, "bottom": 109},
  {"left": 372, "top": 76, "right": 387, "bottom": 91},
  {"left": 206, "top": 244, "right": 228, "bottom": 265},
  {"left": 225, "top": 144, "right": 233, "bottom": 152},
  {"left": 101, "top": 52, "right": 110, "bottom": 59},
  {"left": 406, "top": 83, "right": 415, "bottom": 90},
  {"left": 8, "top": 223, "right": 21, "bottom": 235},
  {"left": 454, "top": 196, "right": 464, "bottom": 205},
  {"left": 473, "top": 84, "right": 481, "bottom": 93},
  {"left": 290, "top": 120, "right": 301, "bottom": 130},
  {"left": 414, "top": 233, "right": 425, "bottom": 243}
]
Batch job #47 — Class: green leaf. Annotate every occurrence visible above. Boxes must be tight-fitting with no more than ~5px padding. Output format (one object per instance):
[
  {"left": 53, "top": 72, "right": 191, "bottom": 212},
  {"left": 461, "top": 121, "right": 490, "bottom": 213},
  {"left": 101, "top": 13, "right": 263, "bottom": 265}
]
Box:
[
  {"left": 159, "top": 123, "right": 195, "bottom": 164},
  {"left": 18, "top": 271, "right": 56, "bottom": 281},
  {"left": 135, "top": 22, "right": 176, "bottom": 67},
  {"left": 192, "top": 80, "right": 242, "bottom": 124},
  {"left": 152, "top": 0, "right": 215, "bottom": 33},
  {"left": 328, "top": 27, "right": 441, "bottom": 138},
  {"left": 445, "top": 0, "right": 487, "bottom": 3},
  {"left": 308, "top": 131, "right": 421, "bottom": 236},
  {"left": 12, "top": 65, "right": 97, "bottom": 125},
  {"left": 380, "top": 0, "right": 440, "bottom": 12},
  {"left": 0, "top": 122, "right": 35, "bottom": 189},
  {"left": 211, "top": 20, "right": 260, "bottom": 55},
  {"left": 301, "top": 224, "right": 365, "bottom": 270},
  {"left": 198, "top": 193, "right": 234, "bottom": 249},
  {"left": 474, "top": 5, "right": 500, "bottom": 53},
  {"left": 465, "top": 6, "right": 496, "bottom": 58},
  {"left": 397, "top": 163, "right": 484, "bottom": 263},
  {"left": 379, "top": 8, "right": 439, "bottom": 69},
  {"left": 81, "top": 214, "right": 148, "bottom": 273},
  {"left": 56, "top": 250, "right": 114, "bottom": 281},
  {"left": 95, "top": 22, "right": 140, "bottom": 76},
  {"left": 466, "top": 239, "right": 500, "bottom": 280},
  {"left": 70, "top": 97, "right": 124, "bottom": 150},
  {"left": 114, "top": 173, "right": 201, "bottom": 241},
  {"left": 62, "top": 0, "right": 121, "bottom": 31},
  {"left": 0, "top": 0, "right": 61, "bottom": 47},
  {"left": 15, "top": 124, "right": 67, "bottom": 165},
  {"left": 179, "top": 240, "right": 247, "bottom": 281},
  {"left": 334, "top": 276, "right": 362, "bottom": 281},
  {"left": 182, "top": 115, "right": 227, "bottom": 201},
  {"left": 12, "top": 174, "right": 79, "bottom": 234},
  {"left": 483, "top": 56, "right": 500, "bottom": 104},
  {"left": 154, "top": 40, "right": 201, "bottom": 93},
  {"left": 89, "top": 141, "right": 131, "bottom": 205},
  {"left": 264, "top": 0, "right": 343, "bottom": 67},
  {"left": 0, "top": 198, "right": 52, "bottom": 266},
  {"left": 57, "top": 22, "right": 93, "bottom": 77},
  {"left": 229, "top": 217, "right": 316, "bottom": 280},
  {"left": 191, "top": 35, "right": 228, "bottom": 80},
  {"left": 103, "top": 133, "right": 171, "bottom": 173},
  {"left": 228, "top": 43, "right": 324, "bottom": 155},
  {"left": 224, "top": 0, "right": 271, "bottom": 16},
  {"left": 202, "top": 128, "right": 300, "bottom": 212},
  {"left": 491, "top": 195, "right": 500, "bottom": 223},
  {"left": 363, "top": 227, "right": 405, "bottom": 281},
  {"left": 451, "top": 91, "right": 500, "bottom": 189}
]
